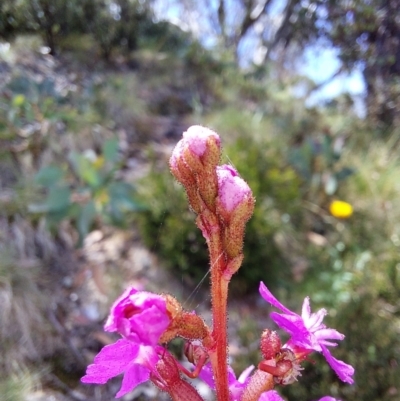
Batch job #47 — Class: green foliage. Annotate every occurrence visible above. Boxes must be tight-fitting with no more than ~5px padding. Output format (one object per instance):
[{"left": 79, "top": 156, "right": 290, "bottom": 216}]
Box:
[
  {"left": 30, "top": 139, "right": 144, "bottom": 246},
  {"left": 0, "top": 0, "right": 192, "bottom": 60}
]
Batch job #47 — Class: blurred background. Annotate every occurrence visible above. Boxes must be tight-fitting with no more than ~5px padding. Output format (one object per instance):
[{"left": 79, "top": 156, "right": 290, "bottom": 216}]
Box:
[{"left": 0, "top": 0, "right": 399, "bottom": 400}]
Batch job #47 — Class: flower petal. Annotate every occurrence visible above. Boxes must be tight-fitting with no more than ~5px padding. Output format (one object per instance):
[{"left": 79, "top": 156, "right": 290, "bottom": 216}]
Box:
[
  {"left": 259, "top": 282, "right": 295, "bottom": 316},
  {"left": 116, "top": 363, "right": 150, "bottom": 398},
  {"left": 305, "top": 307, "right": 327, "bottom": 330},
  {"left": 104, "top": 288, "right": 170, "bottom": 345},
  {"left": 258, "top": 390, "right": 285, "bottom": 401},
  {"left": 237, "top": 365, "right": 255, "bottom": 384},
  {"left": 321, "top": 345, "right": 355, "bottom": 384},
  {"left": 318, "top": 397, "right": 342, "bottom": 401},
  {"left": 81, "top": 339, "right": 139, "bottom": 384},
  {"left": 198, "top": 363, "right": 216, "bottom": 389},
  {"left": 270, "top": 312, "right": 312, "bottom": 348}
]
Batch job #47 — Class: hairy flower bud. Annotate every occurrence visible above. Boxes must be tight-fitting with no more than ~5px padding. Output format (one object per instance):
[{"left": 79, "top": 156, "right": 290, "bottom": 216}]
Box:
[
  {"left": 170, "top": 126, "right": 221, "bottom": 213},
  {"left": 170, "top": 125, "right": 221, "bottom": 174},
  {"left": 216, "top": 165, "right": 255, "bottom": 224},
  {"left": 159, "top": 295, "right": 212, "bottom": 346},
  {"left": 260, "top": 329, "right": 282, "bottom": 360}
]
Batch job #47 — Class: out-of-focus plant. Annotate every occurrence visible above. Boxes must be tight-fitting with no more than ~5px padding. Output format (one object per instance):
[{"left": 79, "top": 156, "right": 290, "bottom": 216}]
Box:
[
  {"left": 30, "top": 138, "right": 144, "bottom": 246},
  {"left": 289, "top": 132, "right": 355, "bottom": 201}
]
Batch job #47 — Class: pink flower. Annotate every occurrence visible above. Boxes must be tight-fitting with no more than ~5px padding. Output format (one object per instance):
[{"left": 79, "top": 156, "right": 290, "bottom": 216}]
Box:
[
  {"left": 82, "top": 288, "right": 171, "bottom": 397},
  {"left": 216, "top": 165, "right": 252, "bottom": 213},
  {"left": 104, "top": 287, "right": 170, "bottom": 345},
  {"left": 81, "top": 339, "right": 161, "bottom": 398},
  {"left": 259, "top": 282, "right": 355, "bottom": 384},
  {"left": 199, "top": 363, "right": 255, "bottom": 401}
]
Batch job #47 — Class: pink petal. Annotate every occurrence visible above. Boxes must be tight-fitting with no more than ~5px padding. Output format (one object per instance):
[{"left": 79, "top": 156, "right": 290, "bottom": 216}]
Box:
[
  {"left": 217, "top": 165, "right": 252, "bottom": 212},
  {"left": 259, "top": 282, "right": 295, "bottom": 316},
  {"left": 104, "top": 289, "right": 170, "bottom": 345},
  {"left": 321, "top": 345, "right": 355, "bottom": 384},
  {"left": 315, "top": 328, "right": 345, "bottom": 342},
  {"left": 237, "top": 365, "right": 255, "bottom": 383},
  {"left": 198, "top": 363, "right": 215, "bottom": 389},
  {"left": 81, "top": 340, "right": 139, "bottom": 384},
  {"left": 259, "top": 390, "right": 285, "bottom": 401},
  {"left": 301, "top": 297, "right": 312, "bottom": 320},
  {"left": 270, "top": 312, "right": 312, "bottom": 347},
  {"left": 183, "top": 125, "right": 220, "bottom": 157},
  {"left": 318, "top": 397, "right": 342, "bottom": 401},
  {"left": 116, "top": 364, "right": 150, "bottom": 398},
  {"left": 305, "top": 308, "right": 327, "bottom": 331}
]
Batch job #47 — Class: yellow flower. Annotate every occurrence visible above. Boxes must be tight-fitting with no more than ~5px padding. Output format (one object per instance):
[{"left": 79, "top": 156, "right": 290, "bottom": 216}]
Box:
[{"left": 329, "top": 200, "right": 353, "bottom": 218}]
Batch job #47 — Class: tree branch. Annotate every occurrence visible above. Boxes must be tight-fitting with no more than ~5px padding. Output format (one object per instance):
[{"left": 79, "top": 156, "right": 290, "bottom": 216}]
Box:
[
  {"left": 263, "top": 0, "right": 297, "bottom": 62},
  {"left": 238, "top": 0, "right": 273, "bottom": 41},
  {"left": 306, "top": 65, "right": 345, "bottom": 97}
]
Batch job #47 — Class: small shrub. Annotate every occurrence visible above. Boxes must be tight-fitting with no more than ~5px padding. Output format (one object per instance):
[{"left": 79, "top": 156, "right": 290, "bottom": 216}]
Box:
[{"left": 30, "top": 138, "right": 144, "bottom": 246}]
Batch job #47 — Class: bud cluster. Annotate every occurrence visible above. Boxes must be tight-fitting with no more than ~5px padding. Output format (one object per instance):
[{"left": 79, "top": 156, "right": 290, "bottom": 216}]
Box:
[{"left": 170, "top": 125, "right": 255, "bottom": 279}]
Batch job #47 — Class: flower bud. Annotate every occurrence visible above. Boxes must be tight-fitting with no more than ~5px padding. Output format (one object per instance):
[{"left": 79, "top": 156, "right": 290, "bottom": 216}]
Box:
[
  {"left": 159, "top": 295, "right": 212, "bottom": 346},
  {"left": 260, "top": 329, "right": 281, "bottom": 360},
  {"left": 183, "top": 125, "right": 221, "bottom": 170},
  {"left": 170, "top": 140, "right": 195, "bottom": 186},
  {"left": 184, "top": 342, "right": 209, "bottom": 365},
  {"left": 222, "top": 253, "right": 244, "bottom": 280},
  {"left": 215, "top": 165, "right": 254, "bottom": 224},
  {"left": 170, "top": 126, "right": 221, "bottom": 178}
]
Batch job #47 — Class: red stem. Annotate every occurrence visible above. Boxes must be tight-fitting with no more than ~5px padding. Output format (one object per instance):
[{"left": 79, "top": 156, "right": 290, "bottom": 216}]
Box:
[{"left": 209, "top": 248, "right": 230, "bottom": 401}]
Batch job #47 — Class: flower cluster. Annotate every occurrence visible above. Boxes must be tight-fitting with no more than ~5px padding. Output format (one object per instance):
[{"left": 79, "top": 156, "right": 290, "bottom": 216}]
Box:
[{"left": 81, "top": 126, "right": 354, "bottom": 401}]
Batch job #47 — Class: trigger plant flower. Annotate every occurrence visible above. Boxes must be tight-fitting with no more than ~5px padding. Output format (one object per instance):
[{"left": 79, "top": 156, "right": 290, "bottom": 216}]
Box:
[
  {"left": 104, "top": 287, "right": 170, "bottom": 343},
  {"left": 259, "top": 282, "right": 355, "bottom": 384},
  {"left": 81, "top": 287, "right": 171, "bottom": 397}
]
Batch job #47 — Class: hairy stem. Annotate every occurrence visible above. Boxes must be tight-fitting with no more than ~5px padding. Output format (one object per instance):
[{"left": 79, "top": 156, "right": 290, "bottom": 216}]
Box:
[{"left": 209, "top": 248, "right": 230, "bottom": 401}]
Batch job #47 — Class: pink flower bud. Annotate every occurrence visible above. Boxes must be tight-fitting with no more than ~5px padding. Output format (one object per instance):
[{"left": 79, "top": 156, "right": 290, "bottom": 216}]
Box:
[
  {"left": 169, "top": 126, "right": 221, "bottom": 179},
  {"left": 183, "top": 125, "right": 220, "bottom": 157},
  {"left": 216, "top": 165, "right": 254, "bottom": 220}
]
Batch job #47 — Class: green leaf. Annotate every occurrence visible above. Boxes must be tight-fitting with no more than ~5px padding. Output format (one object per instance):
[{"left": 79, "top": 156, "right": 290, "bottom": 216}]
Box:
[
  {"left": 35, "top": 166, "right": 64, "bottom": 187},
  {"left": 28, "top": 185, "right": 71, "bottom": 214},
  {"left": 46, "top": 185, "right": 71, "bottom": 212},
  {"left": 69, "top": 151, "right": 102, "bottom": 188},
  {"left": 77, "top": 200, "right": 96, "bottom": 246},
  {"left": 108, "top": 182, "right": 144, "bottom": 212},
  {"left": 102, "top": 138, "right": 119, "bottom": 163}
]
